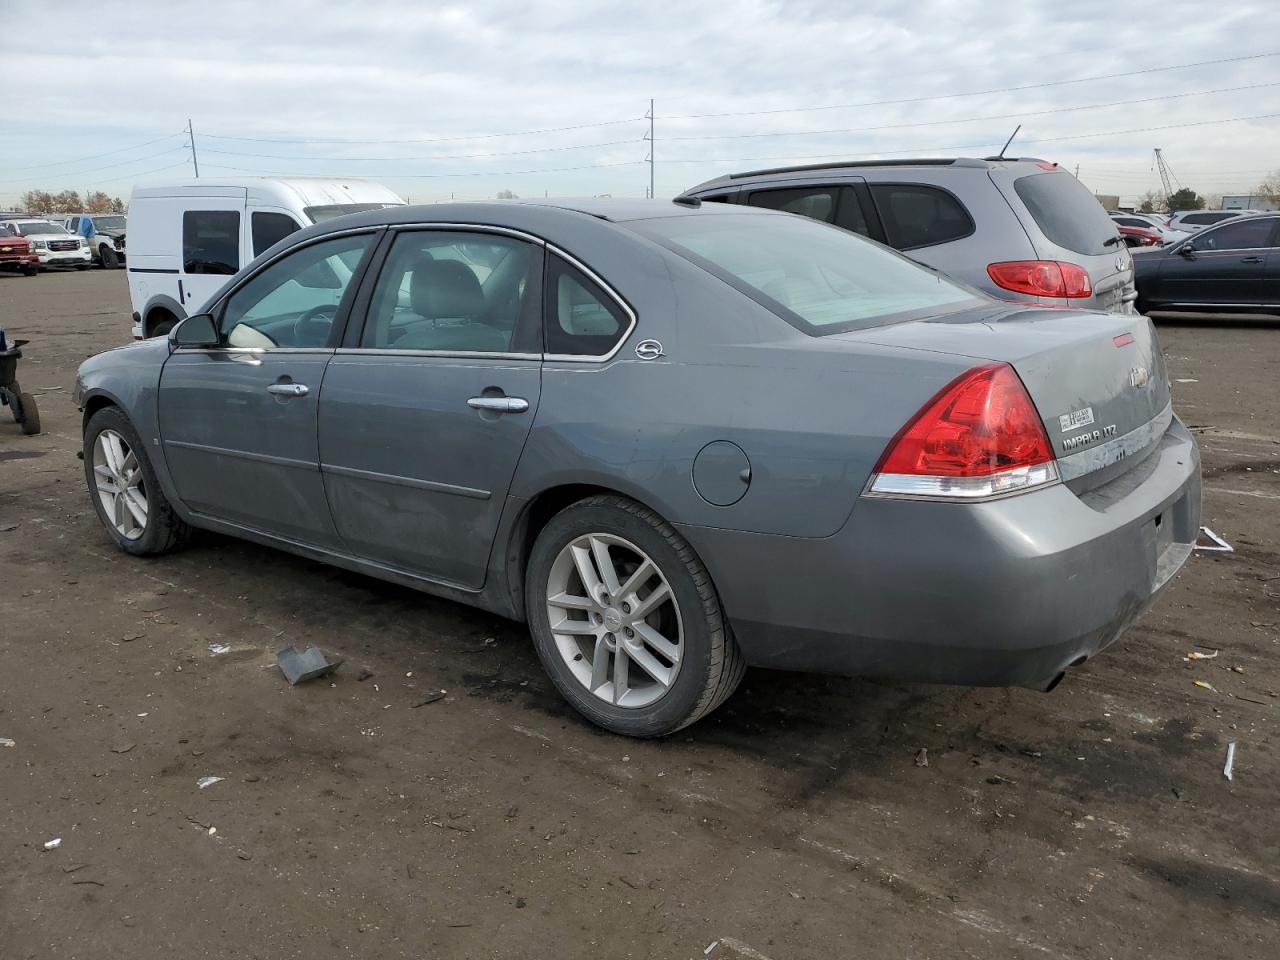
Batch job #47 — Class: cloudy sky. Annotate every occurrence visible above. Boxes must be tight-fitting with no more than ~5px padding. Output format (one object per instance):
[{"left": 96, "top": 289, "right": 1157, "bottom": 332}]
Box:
[{"left": 2, "top": 0, "right": 1277, "bottom": 208}]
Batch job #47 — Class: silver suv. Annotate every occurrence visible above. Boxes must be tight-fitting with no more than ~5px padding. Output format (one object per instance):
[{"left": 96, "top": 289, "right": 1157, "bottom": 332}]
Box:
[{"left": 685, "top": 157, "right": 1136, "bottom": 314}]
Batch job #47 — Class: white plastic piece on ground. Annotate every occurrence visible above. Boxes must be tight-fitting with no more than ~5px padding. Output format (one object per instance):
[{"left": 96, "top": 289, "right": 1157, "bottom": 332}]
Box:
[
  {"left": 43, "top": 838, "right": 62, "bottom": 851},
  {"left": 1194, "top": 527, "right": 1233, "bottom": 553},
  {"left": 197, "top": 776, "right": 225, "bottom": 790},
  {"left": 208, "top": 643, "right": 231, "bottom": 655},
  {"left": 1224, "top": 742, "right": 1236, "bottom": 781},
  {"left": 705, "top": 943, "right": 719, "bottom": 956},
  {"left": 0, "top": 737, "right": 15, "bottom": 748}
]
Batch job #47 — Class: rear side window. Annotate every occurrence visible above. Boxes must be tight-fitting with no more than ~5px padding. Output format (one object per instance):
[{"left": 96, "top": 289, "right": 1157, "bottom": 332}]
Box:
[
  {"left": 1013, "top": 173, "right": 1116, "bottom": 256},
  {"left": 1195, "top": 218, "right": 1277, "bottom": 251},
  {"left": 870, "top": 184, "right": 973, "bottom": 250},
  {"left": 183, "top": 210, "right": 240, "bottom": 275},
  {"left": 251, "top": 212, "right": 301, "bottom": 257},
  {"left": 544, "top": 255, "right": 630, "bottom": 357},
  {"left": 747, "top": 186, "right": 870, "bottom": 238},
  {"left": 1183, "top": 212, "right": 1236, "bottom": 226}
]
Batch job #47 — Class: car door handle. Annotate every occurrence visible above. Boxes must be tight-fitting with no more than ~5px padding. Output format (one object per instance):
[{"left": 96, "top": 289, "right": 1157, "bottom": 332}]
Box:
[
  {"left": 467, "top": 396, "right": 529, "bottom": 414},
  {"left": 267, "top": 382, "right": 309, "bottom": 397},
  {"left": 1241, "top": 256, "right": 1264, "bottom": 263}
]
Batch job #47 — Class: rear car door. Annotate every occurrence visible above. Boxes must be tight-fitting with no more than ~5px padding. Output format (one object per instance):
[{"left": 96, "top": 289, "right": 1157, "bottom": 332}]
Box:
[
  {"left": 1164, "top": 216, "right": 1279, "bottom": 307},
  {"left": 317, "top": 227, "right": 544, "bottom": 588},
  {"left": 742, "top": 181, "right": 877, "bottom": 239},
  {"left": 158, "top": 230, "right": 379, "bottom": 547},
  {"left": 180, "top": 200, "right": 245, "bottom": 312}
]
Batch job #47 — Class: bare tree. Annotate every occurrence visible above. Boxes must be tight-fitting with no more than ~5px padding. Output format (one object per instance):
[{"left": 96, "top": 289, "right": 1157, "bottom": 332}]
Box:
[
  {"left": 495, "top": 189, "right": 519, "bottom": 199},
  {"left": 1254, "top": 170, "right": 1280, "bottom": 207},
  {"left": 20, "top": 190, "right": 55, "bottom": 214},
  {"left": 1137, "top": 190, "right": 1161, "bottom": 213}
]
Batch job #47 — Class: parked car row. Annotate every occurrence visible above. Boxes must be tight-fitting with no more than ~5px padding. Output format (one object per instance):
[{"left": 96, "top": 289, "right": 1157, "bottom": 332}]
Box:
[{"left": 0, "top": 217, "right": 93, "bottom": 272}]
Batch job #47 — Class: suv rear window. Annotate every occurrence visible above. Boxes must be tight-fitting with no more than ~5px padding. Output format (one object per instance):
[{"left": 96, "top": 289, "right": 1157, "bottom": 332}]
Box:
[
  {"left": 628, "top": 213, "right": 982, "bottom": 335},
  {"left": 1182, "top": 212, "right": 1236, "bottom": 225},
  {"left": 870, "top": 184, "right": 973, "bottom": 249},
  {"left": 1013, "top": 172, "right": 1116, "bottom": 256}
]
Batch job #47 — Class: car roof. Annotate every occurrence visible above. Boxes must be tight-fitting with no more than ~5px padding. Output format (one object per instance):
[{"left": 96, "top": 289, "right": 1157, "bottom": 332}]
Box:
[{"left": 687, "top": 156, "right": 1057, "bottom": 191}]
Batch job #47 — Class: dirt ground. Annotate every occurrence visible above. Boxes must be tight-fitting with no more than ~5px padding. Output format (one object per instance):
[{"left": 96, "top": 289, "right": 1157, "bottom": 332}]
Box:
[{"left": 1, "top": 268, "right": 1277, "bottom": 960}]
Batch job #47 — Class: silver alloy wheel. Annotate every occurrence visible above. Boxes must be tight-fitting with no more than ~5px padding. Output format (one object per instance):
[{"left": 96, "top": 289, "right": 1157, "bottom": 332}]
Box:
[
  {"left": 545, "top": 533, "right": 684, "bottom": 708},
  {"left": 92, "top": 428, "right": 148, "bottom": 541}
]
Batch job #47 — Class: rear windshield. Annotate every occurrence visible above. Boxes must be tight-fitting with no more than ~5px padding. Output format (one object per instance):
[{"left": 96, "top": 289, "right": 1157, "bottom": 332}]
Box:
[
  {"left": 628, "top": 213, "right": 983, "bottom": 335},
  {"left": 304, "top": 203, "right": 394, "bottom": 224},
  {"left": 1014, "top": 172, "right": 1117, "bottom": 256}
]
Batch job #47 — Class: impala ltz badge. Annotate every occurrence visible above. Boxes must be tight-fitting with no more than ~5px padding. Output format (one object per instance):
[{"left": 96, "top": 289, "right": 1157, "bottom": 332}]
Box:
[{"left": 635, "top": 339, "right": 664, "bottom": 360}]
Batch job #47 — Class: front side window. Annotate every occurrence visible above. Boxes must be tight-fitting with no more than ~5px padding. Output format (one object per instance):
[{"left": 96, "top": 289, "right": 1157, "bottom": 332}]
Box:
[
  {"left": 629, "top": 212, "right": 983, "bottom": 336},
  {"left": 219, "top": 233, "right": 374, "bottom": 349},
  {"left": 1195, "top": 217, "right": 1277, "bottom": 251},
  {"left": 361, "top": 231, "right": 538, "bottom": 352},
  {"left": 544, "top": 255, "right": 630, "bottom": 357},
  {"left": 871, "top": 183, "right": 974, "bottom": 250},
  {"left": 183, "top": 210, "right": 240, "bottom": 275},
  {"left": 1013, "top": 172, "right": 1116, "bottom": 256},
  {"left": 251, "top": 211, "right": 302, "bottom": 257}
]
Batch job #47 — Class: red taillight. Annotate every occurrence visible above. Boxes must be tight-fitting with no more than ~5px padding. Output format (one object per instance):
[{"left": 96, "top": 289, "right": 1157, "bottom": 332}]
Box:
[
  {"left": 868, "top": 363, "right": 1059, "bottom": 500},
  {"left": 987, "top": 260, "right": 1093, "bottom": 299}
]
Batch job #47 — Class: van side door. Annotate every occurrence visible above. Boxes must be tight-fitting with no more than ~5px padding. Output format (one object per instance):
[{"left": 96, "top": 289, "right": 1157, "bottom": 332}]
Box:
[{"left": 180, "top": 198, "right": 247, "bottom": 313}]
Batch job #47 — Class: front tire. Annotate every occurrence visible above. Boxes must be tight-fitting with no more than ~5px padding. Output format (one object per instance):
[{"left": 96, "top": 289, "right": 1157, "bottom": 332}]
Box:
[
  {"left": 83, "top": 406, "right": 189, "bottom": 556},
  {"left": 525, "top": 495, "right": 744, "bottom": 737},
  {"left": 100, "top": 246, "right": 120, "bottom": 269}
]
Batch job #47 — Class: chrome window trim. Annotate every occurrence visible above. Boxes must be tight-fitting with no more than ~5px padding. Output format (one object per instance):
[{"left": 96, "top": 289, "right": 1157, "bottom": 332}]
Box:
[
  {"left": 173, "top": 346, "right": 334, "bottom": 356},
  {"left": 543, "top": 243, "right": 638, "bottom": 364},
  {"left": 334, "top": 348, "right": 540, "bottom": 361},
  {"left": 387, "top": 222, "right": 547, "bottom": 247}
]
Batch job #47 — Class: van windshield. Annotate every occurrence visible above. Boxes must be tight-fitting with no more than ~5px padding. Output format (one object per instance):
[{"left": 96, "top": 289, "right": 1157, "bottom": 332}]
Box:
[
  {"left": 304, "top": 203, "right": 393, "bottom": 224},
  {"left": 628, "top": 212, "right": 983, "bottom": 335}
]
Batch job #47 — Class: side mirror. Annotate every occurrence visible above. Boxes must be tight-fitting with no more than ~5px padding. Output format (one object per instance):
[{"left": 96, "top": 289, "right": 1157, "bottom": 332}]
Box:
[
  {"left": 170, "top": 313, "right": 219, "bottom": 348},
  {"left": 1178, "top": 241, "right": 1196, "bottom": 257}
]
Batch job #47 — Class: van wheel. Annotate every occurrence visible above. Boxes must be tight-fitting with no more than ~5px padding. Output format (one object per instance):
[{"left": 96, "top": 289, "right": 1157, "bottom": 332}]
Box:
[
  {"left": 525, "top": 495, "right": 744, "bottom": 737},
  {"left": 101, "top": 246, "right": 120, "bottom": 269},
  {"left": 149, "top": 312, "right": 177, "bottom": 338}
]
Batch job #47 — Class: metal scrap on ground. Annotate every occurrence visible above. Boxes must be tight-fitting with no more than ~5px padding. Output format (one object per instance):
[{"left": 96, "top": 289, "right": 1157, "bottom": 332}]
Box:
[
  {"left": 1194, "top": 527, "right": 1234, "bottom": 553},
  {"left": 276, "top": 645, "right": 344, "bottom": 685}
]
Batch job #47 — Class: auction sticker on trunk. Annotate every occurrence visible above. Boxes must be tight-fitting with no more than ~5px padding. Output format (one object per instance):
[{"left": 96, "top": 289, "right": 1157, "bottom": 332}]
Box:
[{"left": 1059, "top": 406, "right": 1095, "bottom": 432}]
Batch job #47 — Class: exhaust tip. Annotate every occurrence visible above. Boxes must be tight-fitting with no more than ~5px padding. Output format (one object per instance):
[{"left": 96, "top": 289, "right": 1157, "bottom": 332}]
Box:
[{"left": 1041, "top": 671, "right": 1067, "bottom": 693}]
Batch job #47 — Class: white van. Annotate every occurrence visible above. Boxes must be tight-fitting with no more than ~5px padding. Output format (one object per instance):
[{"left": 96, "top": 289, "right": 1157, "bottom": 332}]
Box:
[{"left": 126, "top": 177, "right": 405, "bottom": 338}]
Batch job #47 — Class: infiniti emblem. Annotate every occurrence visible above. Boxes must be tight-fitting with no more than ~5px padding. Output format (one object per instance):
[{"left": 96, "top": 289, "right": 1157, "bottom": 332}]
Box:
[{"left": 635, "top": 339, "right": 664, "bottom": 360}]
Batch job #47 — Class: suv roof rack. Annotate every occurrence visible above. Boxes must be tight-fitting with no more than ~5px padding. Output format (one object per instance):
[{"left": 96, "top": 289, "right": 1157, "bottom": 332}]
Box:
[{"left": 723, "top": 156, "right": 1057, "bottom": 181}]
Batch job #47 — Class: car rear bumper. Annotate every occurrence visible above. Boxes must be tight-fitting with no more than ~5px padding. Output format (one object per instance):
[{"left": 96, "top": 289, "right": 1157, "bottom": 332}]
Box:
[{"left": 677, "top": 416, "right": 1201, "bottom": 689}]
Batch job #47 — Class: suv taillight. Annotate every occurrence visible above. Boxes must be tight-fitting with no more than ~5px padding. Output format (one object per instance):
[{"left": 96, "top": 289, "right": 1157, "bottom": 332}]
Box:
[
  {"left": 987, "top": 260, "right": 1092, "bottom": 299},
  {"left": 867, "top": 363, "right": 1059, "bottom": 500}
]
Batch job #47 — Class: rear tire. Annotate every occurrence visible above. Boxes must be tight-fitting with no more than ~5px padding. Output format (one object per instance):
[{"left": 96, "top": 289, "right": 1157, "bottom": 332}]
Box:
[
  {"left": 18, "top": 393, "right": 39, "bottom": 435},
  {"left": 525, "top": 494, "right": 744, "bottom": 737},
  {"left": 83, "top": 406, "right": 190, "bottom": 556}
]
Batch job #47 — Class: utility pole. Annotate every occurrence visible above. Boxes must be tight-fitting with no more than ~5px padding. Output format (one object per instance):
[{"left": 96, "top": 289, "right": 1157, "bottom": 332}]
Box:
[
  {"left": 187, "top": 118, "right": 200, "bottom": 178},
  {"left": 645, "top": 98, "right": 654, "bottom": 200},
  {"left": 1152, "top": 148, "right": 1176, "bottom": 208}
]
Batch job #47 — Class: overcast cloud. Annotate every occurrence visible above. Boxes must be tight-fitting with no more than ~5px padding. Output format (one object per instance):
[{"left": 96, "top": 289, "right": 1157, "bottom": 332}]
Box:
[{"left": 2, "top": 0, "right": 1277, "bottom": 206}]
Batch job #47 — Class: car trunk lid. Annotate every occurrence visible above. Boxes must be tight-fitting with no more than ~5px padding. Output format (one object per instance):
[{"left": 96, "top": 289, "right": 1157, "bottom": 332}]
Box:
[{"left": 834, "top": 305, "right": 1171, "bottom": 491}]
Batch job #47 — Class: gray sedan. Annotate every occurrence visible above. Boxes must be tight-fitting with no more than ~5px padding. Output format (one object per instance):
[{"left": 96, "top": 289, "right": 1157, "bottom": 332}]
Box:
[{"left": 75, "top": 199, "right": 1201, "bottom": 737}]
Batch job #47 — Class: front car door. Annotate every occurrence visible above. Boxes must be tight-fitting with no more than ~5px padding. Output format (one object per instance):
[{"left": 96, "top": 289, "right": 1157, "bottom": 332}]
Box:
[
  {"left": 158, "top": 229, "right": 380, "bottom": 548},
  {"left": 1162, "top": 216, "right": 1278, "bottom": 308},
  {"left": 317, "top": 227, "right": 544, "bottom": 589}
]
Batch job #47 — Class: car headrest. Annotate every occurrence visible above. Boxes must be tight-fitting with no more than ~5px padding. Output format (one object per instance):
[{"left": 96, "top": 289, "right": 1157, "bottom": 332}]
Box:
[{"left": 410, "top": 259, "right": 484, "bottom": 320}]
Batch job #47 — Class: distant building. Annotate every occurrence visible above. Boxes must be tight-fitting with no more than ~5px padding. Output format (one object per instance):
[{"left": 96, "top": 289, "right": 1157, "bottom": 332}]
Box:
[{"left": 1221, "top": 194, "right": 1279, "bottom": 211}]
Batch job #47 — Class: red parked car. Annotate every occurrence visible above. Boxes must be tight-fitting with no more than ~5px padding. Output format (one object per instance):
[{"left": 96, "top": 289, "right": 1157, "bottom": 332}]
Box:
[
  {"left": 1116, "top": 224, "right": 1162, "bottom": 248},
  {"left": 0, "top": 234, "right": 39, "bottom": 275}
]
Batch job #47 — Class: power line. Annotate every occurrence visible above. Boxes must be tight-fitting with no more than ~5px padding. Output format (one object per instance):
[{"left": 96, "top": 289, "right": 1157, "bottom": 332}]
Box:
[
  {"left": 202, "top": 159, "right": 646, "bottom": 179},
  {"left": 661, "top": 82, "right": 1280, "bottom": 142},
  {"left": 200, "top": 116, "right": 646, "bottom": 146},
  {"left": 0, "top": 132, "right": 186, "bottom": 172},
  {"left": 0, "top": 146, "right": 189, "bottom": 185},
  {"left": 660, "top": 111, "right": 1280, "bottom": 166},
  {"left": 199, "top": 137, "right": 645, "bottom": 163},
  {"left": 662, "top": 51, "right": 1280, "bottom": 120}
]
